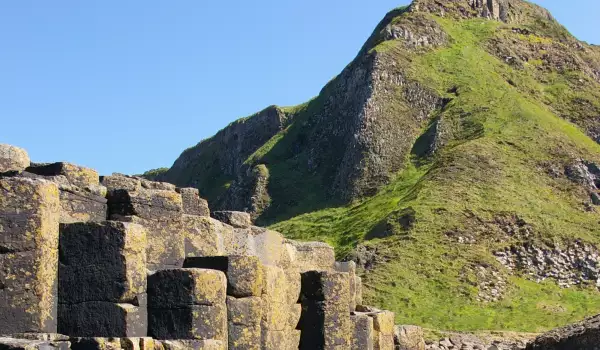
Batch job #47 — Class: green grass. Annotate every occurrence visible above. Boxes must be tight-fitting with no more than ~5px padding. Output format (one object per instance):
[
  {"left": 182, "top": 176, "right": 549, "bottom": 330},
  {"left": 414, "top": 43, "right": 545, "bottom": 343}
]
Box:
[{"left": 270, "top": 14, "right": 600, "bottom": 332}]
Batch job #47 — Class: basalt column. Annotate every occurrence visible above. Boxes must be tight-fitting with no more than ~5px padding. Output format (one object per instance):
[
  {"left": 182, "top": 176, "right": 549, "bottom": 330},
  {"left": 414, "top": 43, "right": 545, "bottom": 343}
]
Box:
[
  {"left": 57, "top": 221, "right": 148, "bottom": 337},
  {"left": 0, "top": 177, "right": 60, "bottom": 334}
]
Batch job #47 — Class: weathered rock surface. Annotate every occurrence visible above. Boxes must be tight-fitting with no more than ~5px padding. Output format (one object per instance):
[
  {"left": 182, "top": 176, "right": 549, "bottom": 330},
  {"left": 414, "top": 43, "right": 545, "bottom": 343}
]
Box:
[
  {"left": 0, "top": 144, "right": 30, "bottom": 174},
  {"left": 526, "top": 314, "right": 600, "bottom": 350},
  {"left": 0, "top": 177, "right": 60, "bottom": 335}
]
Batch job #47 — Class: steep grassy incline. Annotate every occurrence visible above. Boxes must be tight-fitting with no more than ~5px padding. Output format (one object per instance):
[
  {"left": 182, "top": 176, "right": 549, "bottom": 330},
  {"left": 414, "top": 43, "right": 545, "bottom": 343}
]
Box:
[{"left": 271, "top": 9, "right": 600, "bottom": 332}]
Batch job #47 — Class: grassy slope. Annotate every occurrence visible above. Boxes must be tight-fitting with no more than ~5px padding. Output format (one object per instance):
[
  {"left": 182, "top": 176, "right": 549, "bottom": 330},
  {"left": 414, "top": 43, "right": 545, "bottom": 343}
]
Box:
[{"left": 270, "top": 15, "right": 600, "bottom": 332}]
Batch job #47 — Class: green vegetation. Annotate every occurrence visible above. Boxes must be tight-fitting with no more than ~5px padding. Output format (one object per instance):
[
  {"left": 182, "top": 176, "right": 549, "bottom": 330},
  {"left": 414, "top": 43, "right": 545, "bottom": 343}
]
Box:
[
  {"left": 271, "top": 13, "right": 600, "bottom": 332},
  {"left": 139, "top": 167, "right": 169, "bottom": 181}
]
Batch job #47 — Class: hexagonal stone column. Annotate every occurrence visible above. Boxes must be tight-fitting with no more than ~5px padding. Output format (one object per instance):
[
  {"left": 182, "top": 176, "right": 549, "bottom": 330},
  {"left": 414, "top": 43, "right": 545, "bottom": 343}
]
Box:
[
  {"left": 299, "top": 271, "right": 352, "bottom": 350},
  {"left": 148, "top": 268, "right": 227, "bottom": 342},
  {"left": 0, "top": 177, "right": 60, "bottom": 334}
]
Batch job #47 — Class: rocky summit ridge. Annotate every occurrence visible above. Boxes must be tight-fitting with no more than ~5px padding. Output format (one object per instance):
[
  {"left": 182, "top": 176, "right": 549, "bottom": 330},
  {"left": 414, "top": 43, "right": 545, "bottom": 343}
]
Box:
[{"left": 147, "top": 0, "right": 600, "bottom": 337}]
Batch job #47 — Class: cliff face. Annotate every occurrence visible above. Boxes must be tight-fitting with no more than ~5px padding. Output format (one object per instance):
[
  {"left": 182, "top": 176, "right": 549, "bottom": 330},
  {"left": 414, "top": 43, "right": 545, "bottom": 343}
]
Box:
[{"left": 157, "top": 0, "right": 600, "bottom": 332}]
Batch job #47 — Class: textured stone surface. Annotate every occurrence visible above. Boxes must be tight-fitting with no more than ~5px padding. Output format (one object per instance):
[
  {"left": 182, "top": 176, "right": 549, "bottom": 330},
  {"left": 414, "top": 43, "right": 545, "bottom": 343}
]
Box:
[
  {"left": 0, "top": 177, "right": 60, "bottom": 335},
  {"left": 177, "top": 188, "right": 210, "bottom": 217},
  {"left": 0, "top": 337, "right": 69, "bottom": 350},
  {"left": 58, "top": 302, "right": 147, "bottom": 337},
  {"left": 228, "top": 324, "right": 261, "bottom": 350},
  {"left": 212, "top": 211, "right": 252, "bottom": 228},
  {"left": 157, "top": 339, "right": 225, "bottom": 350},
  {"left": 351, "top": 313, "right": 374, "bottom": 350},
  {"left": 227, "top": 256, "right": 264, "bottom": 297},
  {"left": 299, "top": 271, "right": 352, "bottom": 349},
  {"left": 227, "top": 296, "right": 262, "bottom": 326},
  {"left": 227, "top": 297, "right": 262, "bottom": 350},
  {"left": 0, "top": 144, "right": 30, "bottom": 173},
  {"left": 107, "top": 180, "right": 184, "bottom": 270},
  {"left": 59, "top": 221, "right": 147, "bottom": 304},
  {"left": 335, "top": 261, "right": 358, "bottom": 312},
  {"left": 394, "top": 325, "right": 425, "bottom": 350},
  {"left": 147, "top": 268, "right": 226, "bottom": 308},
  {"left": 183, "top": 256, "right": 264, "bottom": 298},
  {"left": 288, "top": 241, "right": 335, "bottom": 272},
  {"left": 148, "top": 304, "right": 226, "bottom": 341},
  {"left": 182, "top": 215, "right": 227, "bottom": 257},
  {"left": 27, "top": 162, "right": 99, "bottom": 189},
  {"left": 526, "top": 313, "right": 600, "bottom": 349}
]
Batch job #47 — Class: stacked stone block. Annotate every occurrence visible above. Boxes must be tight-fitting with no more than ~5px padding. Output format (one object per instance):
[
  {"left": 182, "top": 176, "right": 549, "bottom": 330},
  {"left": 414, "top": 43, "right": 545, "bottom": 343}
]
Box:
[
  {"left": 0, "top": 177, "right": 60, "bottom": 334},
  {"left": 58, "top": 221, "right": 148, "bottom": 337},
  {"left": 25, "top": 162, "right": 108, "bottom": 224},
  {"left": 104, "top": 175, "right": 185, "bottom": 270},
  {"left": 183, "top": 256, "right": 269, "bottom": 350},
  {"left": 299, "top": 271, "right": 352, "bottom": 350},
  {"left": 0, "top": 144, "right": 398, "bottom": 350},
  {"left": 147, "top": 268, "right": 227, "bottom": 346}
]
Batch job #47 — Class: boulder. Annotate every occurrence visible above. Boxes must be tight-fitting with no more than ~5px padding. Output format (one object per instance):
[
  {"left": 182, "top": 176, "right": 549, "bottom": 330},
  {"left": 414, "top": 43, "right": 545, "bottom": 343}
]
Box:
[
  {"left": 394, "top": 325, "right": 425, "bottom": 350},
  {"left": 0, "top": 144, "right": 30, "bottom": 173}
]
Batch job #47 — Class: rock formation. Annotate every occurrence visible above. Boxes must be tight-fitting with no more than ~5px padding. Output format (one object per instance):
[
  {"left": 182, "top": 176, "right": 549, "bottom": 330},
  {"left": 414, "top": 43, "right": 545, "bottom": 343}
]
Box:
[{"left": 0, "top": 143, "right": 397, "bottom": 349}]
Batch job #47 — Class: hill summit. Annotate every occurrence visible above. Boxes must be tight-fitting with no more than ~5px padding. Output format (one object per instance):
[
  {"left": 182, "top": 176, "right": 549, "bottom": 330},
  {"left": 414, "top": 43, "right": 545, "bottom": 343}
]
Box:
[{"left": 152, "top": 0, "right": 600, "bottom": 332}]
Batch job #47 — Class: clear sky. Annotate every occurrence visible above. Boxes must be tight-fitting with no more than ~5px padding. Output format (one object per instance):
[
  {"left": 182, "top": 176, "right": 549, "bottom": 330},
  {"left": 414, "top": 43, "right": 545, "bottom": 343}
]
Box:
[{"left": 1, "top": 1, "right": 598, "bottom": 175}]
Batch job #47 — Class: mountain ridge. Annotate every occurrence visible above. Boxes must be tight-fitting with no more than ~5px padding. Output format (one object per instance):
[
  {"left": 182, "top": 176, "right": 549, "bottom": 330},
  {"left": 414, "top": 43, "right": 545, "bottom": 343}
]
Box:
[{"left": 149, "top": 0, "right": 600, "bottom": 332}]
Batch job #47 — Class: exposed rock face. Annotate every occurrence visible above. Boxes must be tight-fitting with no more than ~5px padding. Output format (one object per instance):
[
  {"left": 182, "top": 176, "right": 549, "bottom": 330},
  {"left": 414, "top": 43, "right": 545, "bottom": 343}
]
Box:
[
  {"left": 410, "top": 0, "right": 553, "bottom": 23},
  {"left": 163, "top": 105, "right": 290, "bottom": 203},
  {"left": 526, "top": 314, "right": 600, "bottom": 349},
  {"left": 495, "top": 240, "right": 600, "bottom": 289},
  {"left": 0, "top": 144, "right": 30, "bottom": 174}
]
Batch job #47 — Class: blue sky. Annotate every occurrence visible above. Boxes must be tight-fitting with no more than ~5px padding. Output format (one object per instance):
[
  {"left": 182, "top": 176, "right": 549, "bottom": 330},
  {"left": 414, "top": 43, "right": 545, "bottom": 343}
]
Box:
[{"left": 1, "top": 1, "right": 598, "bottom": 175}]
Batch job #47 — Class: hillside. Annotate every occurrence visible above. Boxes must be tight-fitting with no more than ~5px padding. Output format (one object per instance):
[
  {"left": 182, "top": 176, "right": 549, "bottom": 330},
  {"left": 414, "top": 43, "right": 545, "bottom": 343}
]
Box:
[{"left": 156, "top": 0, "right": 600, "bottom": 332}]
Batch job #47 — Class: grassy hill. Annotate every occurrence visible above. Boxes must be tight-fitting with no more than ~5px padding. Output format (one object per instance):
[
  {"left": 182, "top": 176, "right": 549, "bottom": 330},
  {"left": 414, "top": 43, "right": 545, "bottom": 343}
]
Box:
[{"left": 160, "top": 0, "right": 600, "bottom": 332}]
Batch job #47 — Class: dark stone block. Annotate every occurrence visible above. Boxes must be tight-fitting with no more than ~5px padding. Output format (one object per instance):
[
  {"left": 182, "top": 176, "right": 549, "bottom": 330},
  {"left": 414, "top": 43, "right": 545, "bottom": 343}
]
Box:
[
  {"left": 148, "top": 304, "right": 226, "bottom": 341},
  {"left": 58, "top": 302, "right": 147, "bottom": 337},
  {"left": 59, "top": 221, "right": 147, "bottom": 304},
  {"left": 183, "top": 256, "right": 263, "bottom": 297},
  {"left": 183, "top": 256, "right": 229, "bottom": 272},
  {"left": 299, "top": 301, "right": 351, "bottom": 350},
  {"left": 301, "top": 271, "right": 350, "bottom": 302},
  {"left": 147, "top": 268, "right": 226, "bottom": 308}
]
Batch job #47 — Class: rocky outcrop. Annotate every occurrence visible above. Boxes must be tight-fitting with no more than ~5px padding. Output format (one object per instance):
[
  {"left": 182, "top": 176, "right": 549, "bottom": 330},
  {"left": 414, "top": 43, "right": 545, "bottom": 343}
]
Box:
[
  {"left": 0, "top": 144, "right": 396, "bottom": 349},
  {"left": 409, "top": 0, "right": 554, "bottom": 24},
  {"left": 164, "top": 105, "right": 290, "bottom": 191},
  {"left": 495, "top": 240, "right": 600, "bottom": 289},
  {"left": 526, "top": 314, "right": 600, "bottom": 349}
]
